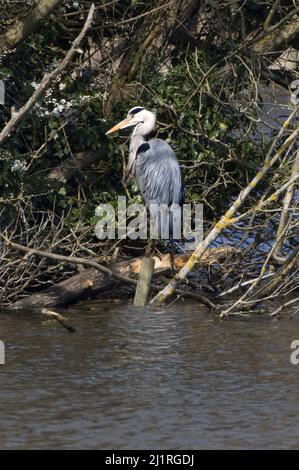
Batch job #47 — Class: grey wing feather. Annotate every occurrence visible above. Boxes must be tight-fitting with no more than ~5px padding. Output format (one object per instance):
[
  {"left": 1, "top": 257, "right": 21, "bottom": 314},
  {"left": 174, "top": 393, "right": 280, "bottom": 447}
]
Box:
[{"left": 135, "top": 138, "right": 184, "bottom": 206}]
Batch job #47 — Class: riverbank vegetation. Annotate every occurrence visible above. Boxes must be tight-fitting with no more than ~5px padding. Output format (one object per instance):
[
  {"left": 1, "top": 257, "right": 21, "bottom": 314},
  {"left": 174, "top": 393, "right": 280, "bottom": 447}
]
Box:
[{"left": 0, "top": 1, "right": 298, "bottom": 316}]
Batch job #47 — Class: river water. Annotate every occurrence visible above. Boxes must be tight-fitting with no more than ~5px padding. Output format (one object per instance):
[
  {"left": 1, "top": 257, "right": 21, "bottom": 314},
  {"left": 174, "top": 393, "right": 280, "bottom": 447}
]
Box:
[{"left": 0, "top": 300, "right": 299, "bottom": 449}]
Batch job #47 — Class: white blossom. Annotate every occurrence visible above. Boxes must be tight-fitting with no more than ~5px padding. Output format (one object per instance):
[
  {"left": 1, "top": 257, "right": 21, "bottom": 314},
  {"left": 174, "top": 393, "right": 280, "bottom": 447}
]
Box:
[{"left": 11, "top": 160, "right": 27, "bottom": 173}]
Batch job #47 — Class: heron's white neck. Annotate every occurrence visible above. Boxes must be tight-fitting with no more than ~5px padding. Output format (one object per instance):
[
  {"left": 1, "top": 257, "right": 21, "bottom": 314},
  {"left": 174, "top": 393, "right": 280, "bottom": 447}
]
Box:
[
  {"left": 127, "top": 132, "right": 144, "bottom": 181},
  {"left": 127, "top": 110, "right": 156, "bottom": 180},
  {"left": 134, "top": 109, "right": 156, "bottom": 137},
  {"left": 130, "top": 128, "right": 145, "bottom": 153}
]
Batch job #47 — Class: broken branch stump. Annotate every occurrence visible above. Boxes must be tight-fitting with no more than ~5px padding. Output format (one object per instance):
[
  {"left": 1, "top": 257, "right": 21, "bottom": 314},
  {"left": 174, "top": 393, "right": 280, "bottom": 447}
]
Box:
[{"left": 134, "top": 257, "right": 155, "bottom": 307}]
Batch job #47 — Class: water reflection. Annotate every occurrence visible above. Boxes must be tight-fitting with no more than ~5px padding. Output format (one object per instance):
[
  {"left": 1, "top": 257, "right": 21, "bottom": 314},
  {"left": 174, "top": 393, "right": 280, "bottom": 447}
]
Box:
[{"left": 0, "top": 301, "right": 299, "bottom": 449}]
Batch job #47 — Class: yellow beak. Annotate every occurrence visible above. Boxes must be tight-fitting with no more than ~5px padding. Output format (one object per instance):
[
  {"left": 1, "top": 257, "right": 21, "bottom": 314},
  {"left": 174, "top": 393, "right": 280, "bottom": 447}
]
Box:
[{"left": 105, "top": 117, "right": 137, "bottom": 135}]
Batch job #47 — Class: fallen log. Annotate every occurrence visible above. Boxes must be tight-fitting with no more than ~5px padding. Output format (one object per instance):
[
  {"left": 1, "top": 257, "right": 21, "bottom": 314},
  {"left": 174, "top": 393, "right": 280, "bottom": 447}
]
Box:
[
  {"left": 14, "top": 267, "right": 113, "bottom": 309},
  {"left": 12, "top": 248, "right": 236, "bottom": 309},
  {"left": 13, "top": 254, "right": 174, "bottom": 309}
]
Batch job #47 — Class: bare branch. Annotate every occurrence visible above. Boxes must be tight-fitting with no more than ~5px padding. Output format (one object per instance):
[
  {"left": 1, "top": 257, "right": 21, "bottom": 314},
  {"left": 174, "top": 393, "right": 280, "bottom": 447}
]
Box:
[
  {"left": 151, "top": 109, "right": 299, "bottom": 306},
  {"left": 0, "top": 3, "right": 95, "bottom": 147}
]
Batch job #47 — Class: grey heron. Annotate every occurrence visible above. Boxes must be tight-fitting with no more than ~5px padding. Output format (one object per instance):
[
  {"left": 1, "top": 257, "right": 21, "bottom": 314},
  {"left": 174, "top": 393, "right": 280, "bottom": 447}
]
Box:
[{"left": 106, "top": 107, "right": 184, "bottom": 242}]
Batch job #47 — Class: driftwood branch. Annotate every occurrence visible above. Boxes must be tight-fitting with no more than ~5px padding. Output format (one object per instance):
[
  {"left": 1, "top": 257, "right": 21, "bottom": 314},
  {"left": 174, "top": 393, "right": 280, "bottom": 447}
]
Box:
[
  {"left": 0, "top": 0, "right": 63, "bottom": 55},
  {"left": 41, "top": 308, "right": 76, "bottom": 333},
  {"left": 0, "top": 3, "right": 95, "bottom": 146}
]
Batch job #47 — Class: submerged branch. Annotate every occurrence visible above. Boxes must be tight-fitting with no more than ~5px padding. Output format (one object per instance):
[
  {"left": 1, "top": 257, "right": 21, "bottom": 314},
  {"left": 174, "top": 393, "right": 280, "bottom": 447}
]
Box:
[
  {"left": 0, "top": 0, "right": 63, "bottom": 55},
  {"left": 41, "top": 308, "right": 76, "bottom": 333}
]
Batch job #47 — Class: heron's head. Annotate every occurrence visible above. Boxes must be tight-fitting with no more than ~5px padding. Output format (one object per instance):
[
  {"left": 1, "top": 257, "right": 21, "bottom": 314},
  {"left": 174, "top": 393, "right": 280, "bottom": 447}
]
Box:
[{"left": 105, "top": 107, "right": 156, "bottom": 136}]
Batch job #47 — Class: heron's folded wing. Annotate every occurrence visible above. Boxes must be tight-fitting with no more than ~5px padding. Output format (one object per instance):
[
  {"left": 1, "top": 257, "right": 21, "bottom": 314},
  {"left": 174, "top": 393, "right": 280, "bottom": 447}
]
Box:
[{"left": 136, "top": 139, "right": 183, "bottom": 206}]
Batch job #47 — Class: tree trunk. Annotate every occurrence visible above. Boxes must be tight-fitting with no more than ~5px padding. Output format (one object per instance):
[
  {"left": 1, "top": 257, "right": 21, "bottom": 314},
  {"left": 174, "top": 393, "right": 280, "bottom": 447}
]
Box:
[{"left": 0, "top": 0, "right": 63, "bottom": 55}]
